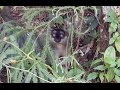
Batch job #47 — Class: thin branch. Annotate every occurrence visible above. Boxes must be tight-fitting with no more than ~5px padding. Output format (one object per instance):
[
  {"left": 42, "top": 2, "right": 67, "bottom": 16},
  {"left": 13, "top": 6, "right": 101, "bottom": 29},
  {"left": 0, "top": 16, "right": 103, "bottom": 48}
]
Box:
[{"left": 75, "top": 9, "right": 84, "bottom": 51}]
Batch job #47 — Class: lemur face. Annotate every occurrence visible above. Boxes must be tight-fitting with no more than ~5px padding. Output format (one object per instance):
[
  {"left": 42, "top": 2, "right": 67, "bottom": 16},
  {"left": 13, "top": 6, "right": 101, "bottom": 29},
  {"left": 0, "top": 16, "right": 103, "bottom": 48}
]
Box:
[{"left": 51, "top": 29, "right": 67, "bottom": 43}]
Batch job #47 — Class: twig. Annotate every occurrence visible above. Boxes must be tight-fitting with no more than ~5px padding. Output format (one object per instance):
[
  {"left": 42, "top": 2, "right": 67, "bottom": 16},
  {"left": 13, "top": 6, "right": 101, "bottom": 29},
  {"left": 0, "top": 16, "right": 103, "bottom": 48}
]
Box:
[{"left": 75, "top": 9, "right": 84, "bottom": 51}]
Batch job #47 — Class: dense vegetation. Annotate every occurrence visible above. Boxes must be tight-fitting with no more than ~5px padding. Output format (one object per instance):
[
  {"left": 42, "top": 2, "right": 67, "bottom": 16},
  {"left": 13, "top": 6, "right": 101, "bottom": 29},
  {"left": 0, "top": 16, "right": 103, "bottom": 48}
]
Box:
[{"left": 0, "top": 6, "right": 120, "bottom": 83}]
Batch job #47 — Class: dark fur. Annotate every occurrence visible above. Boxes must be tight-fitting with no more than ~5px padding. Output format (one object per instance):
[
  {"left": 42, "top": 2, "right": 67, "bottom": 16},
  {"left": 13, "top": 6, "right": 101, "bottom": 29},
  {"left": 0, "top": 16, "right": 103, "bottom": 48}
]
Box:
[{"left": 51, "top": 29, "right": 68, "bottom": 43}]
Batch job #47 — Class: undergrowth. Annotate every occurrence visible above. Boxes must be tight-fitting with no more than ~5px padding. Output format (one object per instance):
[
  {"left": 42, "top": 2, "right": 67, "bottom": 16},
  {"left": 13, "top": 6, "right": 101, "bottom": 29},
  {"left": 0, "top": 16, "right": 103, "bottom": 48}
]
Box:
[{"left": 0, "top": 6, "right": 120, "bottom": 83}]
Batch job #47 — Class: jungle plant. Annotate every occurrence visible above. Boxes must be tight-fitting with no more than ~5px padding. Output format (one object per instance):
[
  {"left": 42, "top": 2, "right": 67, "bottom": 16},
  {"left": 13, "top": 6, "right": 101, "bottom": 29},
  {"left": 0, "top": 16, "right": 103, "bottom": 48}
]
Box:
[
  {"left": 0, "top": 6, "right": 112, "bottom": 83},
  {"left": 89, "top": 7, "right": 120, "bottom": 83}
]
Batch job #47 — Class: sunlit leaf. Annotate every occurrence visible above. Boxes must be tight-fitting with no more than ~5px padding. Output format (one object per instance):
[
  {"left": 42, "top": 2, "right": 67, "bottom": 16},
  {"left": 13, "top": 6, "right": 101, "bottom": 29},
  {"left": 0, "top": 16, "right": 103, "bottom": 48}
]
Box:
[
  {"left": 104, "top": 46, "right": 116, "bottom": 67},
  {"left": 109, "top": 37, "right": 116, "bottom": 45},
  {"left": 105, "top": 69, "right": 115, "bottom": 82},
  {"left": 4, "top": 49, "right": 17, "bottom": 55},
  {"left": 67, "top": 68, "right": 84, "bottom": 78},
  {"left": 87, "top": 72, "right": 98, "bottom": 81},
  {"left": 105, "top": 9, "right": 118, "bottom": 24},
  {"left": 17, "top": 72, "right": 23, "bottom": 83},
  {"left": 12, "top": 69, "right": 19, "bottom": 83},
  {"left": 109, "top": 32, "right": 119, "bottom": 45},
  {"left": 116, "top": 59, "right": 120, "bottom": 67},
  {"left": 25, "top": 73, "right": 32, "bottom": 83},
  {"left": 115, "top": 75, "right": 120, "bottom": 83},
  {"left": 114, "top": 32, "right": 119, "bottom": 38},
  {"left": 99, "top": 73, "right": 104, "bottom": 83},
  {"left": 109, "top": 23, "right": 118, "bottom": 33},
  {"left": 114, "top": 68, "right": 120, "bottom": 76},
  {"left": 115, "top": 36, "right": 120, "bottom": 52},
  {"left": 94, "top": 65, "right": 105, "bottom": 71},
  {"left": 32, "top": 66, "right": 38, "bottom": 83},
  {"left": 37, "top": 64, "right": 55, "bottom": 82}
]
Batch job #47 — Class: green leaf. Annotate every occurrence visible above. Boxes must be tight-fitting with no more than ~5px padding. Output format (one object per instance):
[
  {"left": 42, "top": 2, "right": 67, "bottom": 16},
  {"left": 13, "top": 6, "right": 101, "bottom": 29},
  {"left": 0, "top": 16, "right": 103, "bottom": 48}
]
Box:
[
  {"left": 67, "top": 68, "right": 84, "bottom": 78},
  {"left": 115, "top": 36, "right": 120, "bottom": 52},
  {"left": 37, "top": 64, "right": 55, "bottom": 82},
  {"left": 37, "top": 68, "right": 46, "bottom": 83},
  {"left": 54, "top": 16, "right": 64, "bottom": 24},
  {"left": 25, "top": 73, "right": 33, "bottom": 83},
  {"left": 25, "top": 66, "right": 37, "bottom": 83},
  {"left": 12, "top": 70, "right": 19, "bottom": 83},
  {"left": 104, "top": 46, "right": 116, "bottom": 67},
  {"left": 109, "top": 37, "right": 116, "bottom": 45},
  {"left": 9, "top": 35, "right": 16, "bottom": 42},
  {"left": 17, "top": 72, "right": 23, "bottom": 83},
  {"left": 115, "top": 75, "right": 120, "bottom": 83},
  {"left": 114, "top": 68, "right": 120, "bottom": 76},
  {"left": 105, "top": 69, "right": 115, "bottom": 82},
  {"left": 91, "top": 59, "right": 102, "bottom": 67},
  {"left": 32, "top": 66, "right": 38, "bottom": 83},
  {"left": 116, "top": 59, "right": 120, "bottom": 67},
  {"left": 87, "top": 72, "right": 98, "bottom": 81},
  {"left": 0, "top": 54, "right": 6, "bottom": 61},
  {"left": 109, "top": 23, "right": 118, "bottom": 33},
  {"left": 8, "top": 35, "right": 18, "bottom": 46},
  {"left": 99, "top": 73, "right": 104, "bottom": 83},
  {"left": 4, "top": 49, "right": 17, "bottom": 55},
  {"left": 67, "top": 69, "right": 74, "bottom": 78},
  {"left": 105, "top": 9, "right": 118, "bottom": 24},
  {"left": 94, "top": 65, "right": 105, "bottom": 71},
  {"left": 109, "top": 32, "right": 119, "bottom": 45},
  {"left": 114, "top": 32, "right": 119, "bottom": 38}
]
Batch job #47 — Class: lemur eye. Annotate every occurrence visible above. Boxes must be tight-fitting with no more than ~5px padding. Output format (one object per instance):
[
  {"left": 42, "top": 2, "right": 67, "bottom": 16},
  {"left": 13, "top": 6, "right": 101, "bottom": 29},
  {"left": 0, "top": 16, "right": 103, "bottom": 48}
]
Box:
[
  {"left": 60, "top": 34, "right": 64, "bottom": 38},
  {"left": 51, "top": 30, "right": 57, "bottom": 37},
  {"left": 52, "top": 33, "right": 56, "bottom": 37}
]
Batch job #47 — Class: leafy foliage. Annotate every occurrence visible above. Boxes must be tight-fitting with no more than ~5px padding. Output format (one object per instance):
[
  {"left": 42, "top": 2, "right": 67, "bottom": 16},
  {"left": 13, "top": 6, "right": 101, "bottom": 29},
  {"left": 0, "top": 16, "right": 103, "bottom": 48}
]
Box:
[
  {"left": 0, "top": 6, "right": 120, "bottom": 83},
  {"left": 89, "top": 7, "right": 120, "bottom": 83}
]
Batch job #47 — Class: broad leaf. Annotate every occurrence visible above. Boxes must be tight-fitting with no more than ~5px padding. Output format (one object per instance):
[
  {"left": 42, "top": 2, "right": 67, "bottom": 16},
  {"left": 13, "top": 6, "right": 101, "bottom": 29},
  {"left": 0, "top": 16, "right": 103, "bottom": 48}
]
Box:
[
  {"left": 99, "top": 73, "right": 104, "bottom": 83},
  {"left": 115, "top": 75, "right": 120, "bottom": 83},
  {"left": 94, "top": 65, "right": 105, "bottom": 71},
  {"left": 91, "top": 59, "right": 102, "bottom": 67},
  {"left": 116, "top": 59, "right": 120, "bottom": 67},
  {"left": 109, "top": 37, "right": 116, "bottom": 45},
  {"left": 105, "top": 9, "right": 118, "bottom": 24},
  {"left": 25, "top": 66, "right": 36, "bottom": 83},
  {"left": 87, "top": 72, "right": 98, "bottom": 81},
  {"left": 105, "top": 69, "right": 115, "bottom": 82},
  {"left": 109, "top": 23, "right": 118, "bottom": 33},
  {"left": 104, "top": 46, "right": 116, "bottom": 67},
  {"left": 114, "top": 68, "right": 120, "bottom": 76},
  {"left": 67, "top": 68, "right": 84, "bottom": 78},
  {"left": 115, "top": 36, "right": 120, "bottom": 52},
  {"left": 114, "top": 32, "right": 119, "bottom": 38},
  {"left": 109, "top": 32, "right": 119, "bottom": 44}
]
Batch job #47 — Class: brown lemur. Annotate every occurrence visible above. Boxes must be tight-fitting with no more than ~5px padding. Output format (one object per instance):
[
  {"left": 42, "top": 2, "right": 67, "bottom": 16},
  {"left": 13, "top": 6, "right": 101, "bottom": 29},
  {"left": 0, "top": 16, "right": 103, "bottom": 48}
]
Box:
[
  {"left": 50, "top": 23, "right": 69, "bottom": 59},
  {"left": 35, "top": 22, "right": 69, "bottom": 66}
]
